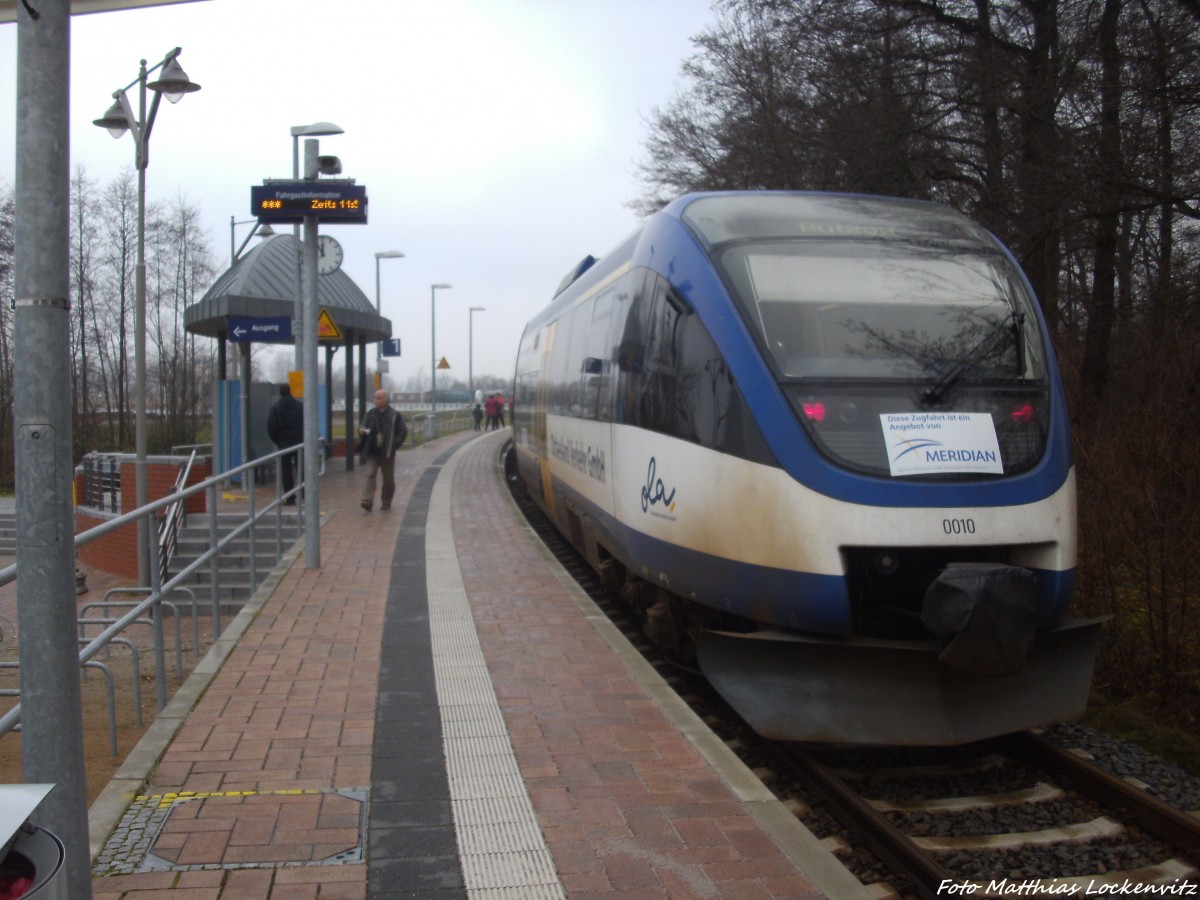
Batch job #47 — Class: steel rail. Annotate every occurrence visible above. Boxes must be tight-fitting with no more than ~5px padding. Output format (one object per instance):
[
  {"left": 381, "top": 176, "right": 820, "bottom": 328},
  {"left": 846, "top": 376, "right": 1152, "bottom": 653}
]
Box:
[
  {"left": 1002, "top": 730, "right": 1200, "bottom": 859},
  {"left": 775, "top": 743, "right": 953, "bottom": 899}
]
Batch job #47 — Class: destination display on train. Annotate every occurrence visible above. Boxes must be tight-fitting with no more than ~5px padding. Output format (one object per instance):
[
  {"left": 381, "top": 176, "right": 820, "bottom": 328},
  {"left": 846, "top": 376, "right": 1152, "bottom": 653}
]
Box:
[{"left": 250, "top": 181, "right": 368, "bottom": 223}]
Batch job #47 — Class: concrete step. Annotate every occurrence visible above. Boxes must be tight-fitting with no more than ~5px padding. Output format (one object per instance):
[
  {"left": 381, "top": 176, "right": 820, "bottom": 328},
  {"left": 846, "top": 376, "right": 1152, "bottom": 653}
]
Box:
[
  {"left": 0, "top": 512, "right": 14, "bottom": 552},
  {"left": 165, "top": 514, "right": 303, "bottom": 606}
]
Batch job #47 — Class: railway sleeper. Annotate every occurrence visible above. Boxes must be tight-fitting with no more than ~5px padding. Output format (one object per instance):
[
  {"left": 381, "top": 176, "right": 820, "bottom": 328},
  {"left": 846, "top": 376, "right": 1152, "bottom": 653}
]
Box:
[{"left": 911, "top": 815, "right": 1124, "bottom": 852}]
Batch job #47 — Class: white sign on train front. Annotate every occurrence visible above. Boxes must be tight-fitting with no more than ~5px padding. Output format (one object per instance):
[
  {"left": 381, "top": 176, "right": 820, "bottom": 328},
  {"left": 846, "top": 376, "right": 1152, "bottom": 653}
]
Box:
[{"left": 881, "top": 412, "right": 1003, "bottom": 476}]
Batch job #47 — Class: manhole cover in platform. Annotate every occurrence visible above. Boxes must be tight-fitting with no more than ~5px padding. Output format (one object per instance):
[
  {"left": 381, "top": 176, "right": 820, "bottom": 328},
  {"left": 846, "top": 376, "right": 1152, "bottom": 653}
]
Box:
[{"left": 94, "top": 789, "right": 366, "bottom": 875}]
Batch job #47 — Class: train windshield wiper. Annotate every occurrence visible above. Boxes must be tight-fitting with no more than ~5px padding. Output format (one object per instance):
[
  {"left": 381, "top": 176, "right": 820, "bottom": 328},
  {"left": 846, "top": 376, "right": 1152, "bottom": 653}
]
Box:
[{"left": 922, "top": 310, "right": 1025, "bottom": 405}]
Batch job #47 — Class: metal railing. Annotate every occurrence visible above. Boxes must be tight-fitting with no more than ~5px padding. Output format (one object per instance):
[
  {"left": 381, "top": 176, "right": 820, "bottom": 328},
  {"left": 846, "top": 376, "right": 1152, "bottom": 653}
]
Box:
[
  {"left": 157, "top": 449, "right": 198, "bottom": 584},
  {"left": 80, "top": 452, "right": 123, "bottom": 512},
  {"left": 0, "top": 440, "right": 313, "bottom": 753},
  {"left": 408, "top": 408, "right": 476, "bottom": 447}
]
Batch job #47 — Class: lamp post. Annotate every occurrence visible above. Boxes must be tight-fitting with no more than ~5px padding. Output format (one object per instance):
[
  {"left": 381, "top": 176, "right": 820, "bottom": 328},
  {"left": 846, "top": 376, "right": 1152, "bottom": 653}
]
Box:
[
  {"left": 469, "top": 306, "right": 486, "bottom": 399},
  {"left": 430, "top": 283, "right": 452, "bottom": 417},
  {"left": 375, "top": 250, "right": 405, "bottom": 365},
  {"left": 94, "top": 47, "right": 200, "bottom": 589},
  {"left": 230, "top": 216, "right": 274, "bottom": 264},
  {"left": 289, "top": 122, "right": 343, "bottom": 370}
]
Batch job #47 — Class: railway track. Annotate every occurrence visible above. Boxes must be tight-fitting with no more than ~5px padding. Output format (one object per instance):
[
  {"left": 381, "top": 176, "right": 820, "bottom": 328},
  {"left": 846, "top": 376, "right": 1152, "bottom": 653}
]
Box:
[
  {"left": 771, "top": 733, "right": 1200, "bottom": 897},
  {"left": 505, "top": 453, "right": 1200, "bottom": 898}
]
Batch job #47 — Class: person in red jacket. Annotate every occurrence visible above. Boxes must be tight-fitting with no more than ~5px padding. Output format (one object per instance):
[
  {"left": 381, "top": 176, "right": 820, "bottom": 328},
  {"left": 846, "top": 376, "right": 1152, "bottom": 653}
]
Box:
[{"left": 484, "top": 393, "right": 499, "bottom": 431}]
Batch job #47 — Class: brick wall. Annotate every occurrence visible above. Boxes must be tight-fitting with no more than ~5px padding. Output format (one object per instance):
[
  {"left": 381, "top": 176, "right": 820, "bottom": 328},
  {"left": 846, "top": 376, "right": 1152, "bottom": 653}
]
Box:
[{"left": 75, "top": 456, "right": 211, "bottom": 581}]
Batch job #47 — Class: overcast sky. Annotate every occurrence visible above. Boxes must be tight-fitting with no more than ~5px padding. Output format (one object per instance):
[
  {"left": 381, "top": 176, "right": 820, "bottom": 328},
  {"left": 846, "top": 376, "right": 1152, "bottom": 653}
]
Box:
[{"left": 0, "top": 0, "right": 716, "bottom": 392}]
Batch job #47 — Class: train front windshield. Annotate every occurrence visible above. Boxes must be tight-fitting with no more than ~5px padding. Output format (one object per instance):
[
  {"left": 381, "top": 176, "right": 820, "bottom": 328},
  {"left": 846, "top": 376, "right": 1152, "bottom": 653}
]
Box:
[
  {"left": 682, "top": 194, "right": 1052, "bottom": 477},
  {"left": 717, "top": 242, "right": 1046, "bottom": 382}
]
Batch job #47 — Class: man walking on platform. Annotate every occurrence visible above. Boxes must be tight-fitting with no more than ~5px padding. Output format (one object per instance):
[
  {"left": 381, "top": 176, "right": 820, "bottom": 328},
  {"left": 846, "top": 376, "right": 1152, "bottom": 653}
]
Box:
[
  {"left": 266, "top": 384, "right": 303, "bottom": 504},
  {"left": 357, "top": 389, "right": 408, "bottom": 511}
]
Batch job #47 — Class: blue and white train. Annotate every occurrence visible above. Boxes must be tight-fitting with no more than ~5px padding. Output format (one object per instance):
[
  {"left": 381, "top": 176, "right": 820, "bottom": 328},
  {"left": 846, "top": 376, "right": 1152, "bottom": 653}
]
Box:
[{"left": 511, "top": 192, "right": 1101, "bottom": 745}]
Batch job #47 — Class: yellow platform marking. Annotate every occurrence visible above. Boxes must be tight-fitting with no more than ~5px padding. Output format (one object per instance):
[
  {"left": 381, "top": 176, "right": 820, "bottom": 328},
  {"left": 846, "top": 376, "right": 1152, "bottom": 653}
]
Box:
[{"left": 135, "top": 788, "right": 326, "bottom": 810}]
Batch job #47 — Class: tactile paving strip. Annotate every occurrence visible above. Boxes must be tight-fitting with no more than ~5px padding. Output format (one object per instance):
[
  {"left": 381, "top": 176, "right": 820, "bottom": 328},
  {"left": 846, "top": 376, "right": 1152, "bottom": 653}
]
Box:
[{"left": 426, "top": 452, "right": 566, "bottom": 898}]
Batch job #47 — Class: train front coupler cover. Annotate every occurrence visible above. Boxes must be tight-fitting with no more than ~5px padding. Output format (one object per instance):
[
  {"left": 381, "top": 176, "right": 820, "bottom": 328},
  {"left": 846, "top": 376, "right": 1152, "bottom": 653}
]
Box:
[{"left": 697, "top": 564, "right": 1105, "bottom": 746}]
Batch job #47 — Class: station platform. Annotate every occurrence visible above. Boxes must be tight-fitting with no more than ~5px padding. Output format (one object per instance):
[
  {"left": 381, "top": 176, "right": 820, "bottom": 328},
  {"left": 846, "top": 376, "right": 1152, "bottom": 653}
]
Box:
[{"left": 85, "top": 428, "right": 865, "bottom": 899}]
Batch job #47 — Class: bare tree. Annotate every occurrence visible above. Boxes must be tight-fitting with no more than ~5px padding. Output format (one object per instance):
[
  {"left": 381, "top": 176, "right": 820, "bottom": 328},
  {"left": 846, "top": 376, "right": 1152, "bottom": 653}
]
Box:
[
  {"left": 635, "top": 0, "right": 1200, "bottom": 720},
  {"left": 146, "top": 193, "right": 216, "bottom": 452},
  {"left": 69, "top": 165, "right": 102, "bottom": 455},
  {"left": 97, "top": 170, "right": 138, "bottom": 448}
]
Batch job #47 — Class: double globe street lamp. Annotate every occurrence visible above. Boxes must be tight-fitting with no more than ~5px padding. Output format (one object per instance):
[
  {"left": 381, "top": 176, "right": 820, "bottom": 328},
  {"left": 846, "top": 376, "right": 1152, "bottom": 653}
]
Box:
[{"left": 93, "top": 47, "right": 200, "bottom": 590}]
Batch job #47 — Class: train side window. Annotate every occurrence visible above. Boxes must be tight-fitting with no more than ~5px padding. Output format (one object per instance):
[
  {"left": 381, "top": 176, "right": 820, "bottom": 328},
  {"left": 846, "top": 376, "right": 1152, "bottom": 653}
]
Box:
[
  {"left": 546, "top": 313, "right": 574, "bottom": 415},
  {"left": 617, "top": 271, "right": 773, "bottom": 464},
  {"left": 552, "top": 298, "right": 593, "bottom": 417},
  {"left": 637, "top": 279, "right": 683, "bottom": 432},
  {"left": 581, "top": 287, "right": 614, "bottom": 420}
]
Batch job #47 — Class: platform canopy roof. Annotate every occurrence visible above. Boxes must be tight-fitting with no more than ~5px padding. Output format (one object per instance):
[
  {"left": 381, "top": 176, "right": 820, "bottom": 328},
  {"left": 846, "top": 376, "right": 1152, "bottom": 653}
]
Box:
[
  {"left": 0, "top": 0, "right": 208, "bottom": 21},
  {"left": 185, "top": 233, "right": 391, "bottom": 344}
]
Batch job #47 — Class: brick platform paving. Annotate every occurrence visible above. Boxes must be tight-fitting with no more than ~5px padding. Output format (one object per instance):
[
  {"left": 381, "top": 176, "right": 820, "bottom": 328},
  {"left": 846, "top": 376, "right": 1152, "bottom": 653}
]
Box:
[
  {"left": 449, "top": 434, "right": 838, "bottom": 898},
  {"left": 80, "top": 429, "right": 857, "bottom": 898},
  {"left": 89, "top": 433, "right": 464, "bottom": 899}
]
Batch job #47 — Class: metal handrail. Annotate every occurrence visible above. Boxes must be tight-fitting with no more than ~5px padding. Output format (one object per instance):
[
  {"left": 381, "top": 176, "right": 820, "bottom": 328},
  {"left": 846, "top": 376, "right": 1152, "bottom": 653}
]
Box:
[
  {"left": 158, "top": 449, "right": 198, "bottom": 584},
  {"left": 80, "top": 452, "right": 122, "bottom": 512},
  {"left": 0, "top": 440, "right": 313, "bottom": 743}
]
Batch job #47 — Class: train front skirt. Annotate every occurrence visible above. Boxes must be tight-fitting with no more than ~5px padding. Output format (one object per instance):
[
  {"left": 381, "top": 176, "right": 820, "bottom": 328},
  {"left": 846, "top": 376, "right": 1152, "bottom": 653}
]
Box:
[{"left": 697, "top": 619, "right": 1105, "bottom": 745}]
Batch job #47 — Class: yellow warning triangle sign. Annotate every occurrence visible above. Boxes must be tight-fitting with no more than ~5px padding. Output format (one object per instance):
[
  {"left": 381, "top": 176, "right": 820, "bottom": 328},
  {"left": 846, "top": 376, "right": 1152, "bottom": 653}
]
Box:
[
  {"left": 437, "top": 357, "right": 451, "bottom": 369},
  {"left": 317, "top": 307, "right": 342, "bottom": 341}
]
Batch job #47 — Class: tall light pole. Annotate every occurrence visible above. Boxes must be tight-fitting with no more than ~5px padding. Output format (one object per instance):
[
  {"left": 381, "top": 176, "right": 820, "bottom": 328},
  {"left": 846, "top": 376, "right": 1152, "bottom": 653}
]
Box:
[
  {"left": 375, "top": 250, "right": 405, "bottom": 366},
  {"left": 430, "top": 283, "right": 452, "bottom": 417},
  {"left": 469, "top": 306, "right": 486, "bottom": 399},
  {"left": 289, "top": 121, "right": 343, "bottom": 370},
  {"left": 94, "top": 47, "right": 200, "bottom": 589}
]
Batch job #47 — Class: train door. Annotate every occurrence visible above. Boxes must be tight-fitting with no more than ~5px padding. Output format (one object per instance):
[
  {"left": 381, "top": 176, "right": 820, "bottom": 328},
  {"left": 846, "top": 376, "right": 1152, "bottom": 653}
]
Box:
[
  {"left": 536, "top": 321, "right": 557, "bottom": 518},
  {"left": 583, "top": 286, "right": 617, "bottom": 518}
]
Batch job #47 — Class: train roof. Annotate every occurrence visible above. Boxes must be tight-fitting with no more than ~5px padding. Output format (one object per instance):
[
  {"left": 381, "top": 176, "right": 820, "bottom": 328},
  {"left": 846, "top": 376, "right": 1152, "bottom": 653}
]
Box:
[
  {"left": 667, "top": 191, "right": 995, "bottom": 251},
  {"left": 524, "top": 192, "right": 999, "bottom": 336}
]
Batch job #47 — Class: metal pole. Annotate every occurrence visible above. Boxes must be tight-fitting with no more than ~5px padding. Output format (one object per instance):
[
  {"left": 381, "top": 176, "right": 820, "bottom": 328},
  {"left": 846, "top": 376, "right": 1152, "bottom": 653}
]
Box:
[
  {"left": 292, "top": 134, "right": 303, "bottom": 372},
  {"left": 240, "top": 341, "right": 251, "bottom": 489},
  {"left": 469, "top": 306, "right": 485, "bottom": 398},
  {"left": 302, "top": 139, "right": 321, "bottom": 567},
  {"left": 14, "top": 3, "right": 93, "bottom": 895},
  {"left": 344, "top": 333, "right": 354, "bottom": 472},
  {"left": 430, "top": 283, "right": 451, "bottom": 417},
  {"left": 374, "top": 251, "right": 403, "bottom": 371},
  {"left": 431, "top": 285, "right": 436, "bottom": 417},
  {"left": 324, "top": 345, "right": 333, "bottom": 459},
  {"left": 358, "top": 339, "right": 367, "bottom": 434},
  {"left": 135, "top": 60, "right": 150, "bottom": 588}
]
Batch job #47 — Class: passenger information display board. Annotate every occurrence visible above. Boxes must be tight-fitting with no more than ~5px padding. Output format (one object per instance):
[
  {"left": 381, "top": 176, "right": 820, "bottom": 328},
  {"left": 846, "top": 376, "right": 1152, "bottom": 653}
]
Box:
[{"left": 250, "top": 181, "right": 368, "bottom": 224}]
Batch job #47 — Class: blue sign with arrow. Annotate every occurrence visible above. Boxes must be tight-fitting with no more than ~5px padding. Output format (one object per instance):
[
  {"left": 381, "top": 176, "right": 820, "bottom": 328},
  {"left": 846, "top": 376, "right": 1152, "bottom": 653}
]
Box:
[{"left": 229, "top": 316, "right": 293, "bottom": 343}]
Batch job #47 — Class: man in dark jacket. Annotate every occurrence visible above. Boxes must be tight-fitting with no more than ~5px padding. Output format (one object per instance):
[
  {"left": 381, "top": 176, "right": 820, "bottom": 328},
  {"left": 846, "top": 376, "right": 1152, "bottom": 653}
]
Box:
[
  {"left": 266, "top": 383, "right": 304, "bottom": 504},
  {"left": 357, "top": 388, "right": 408, "bottom": 511}
]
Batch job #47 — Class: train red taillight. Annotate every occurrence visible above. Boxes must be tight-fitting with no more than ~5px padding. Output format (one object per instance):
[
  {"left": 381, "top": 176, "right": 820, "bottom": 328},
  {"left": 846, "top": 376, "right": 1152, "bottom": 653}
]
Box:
[
  {"left": 1011, "top": 403, "right": 1035, "bottom": 424},
  {"left": 803, "top": 402, "right": 826, "bottom": 423}
]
